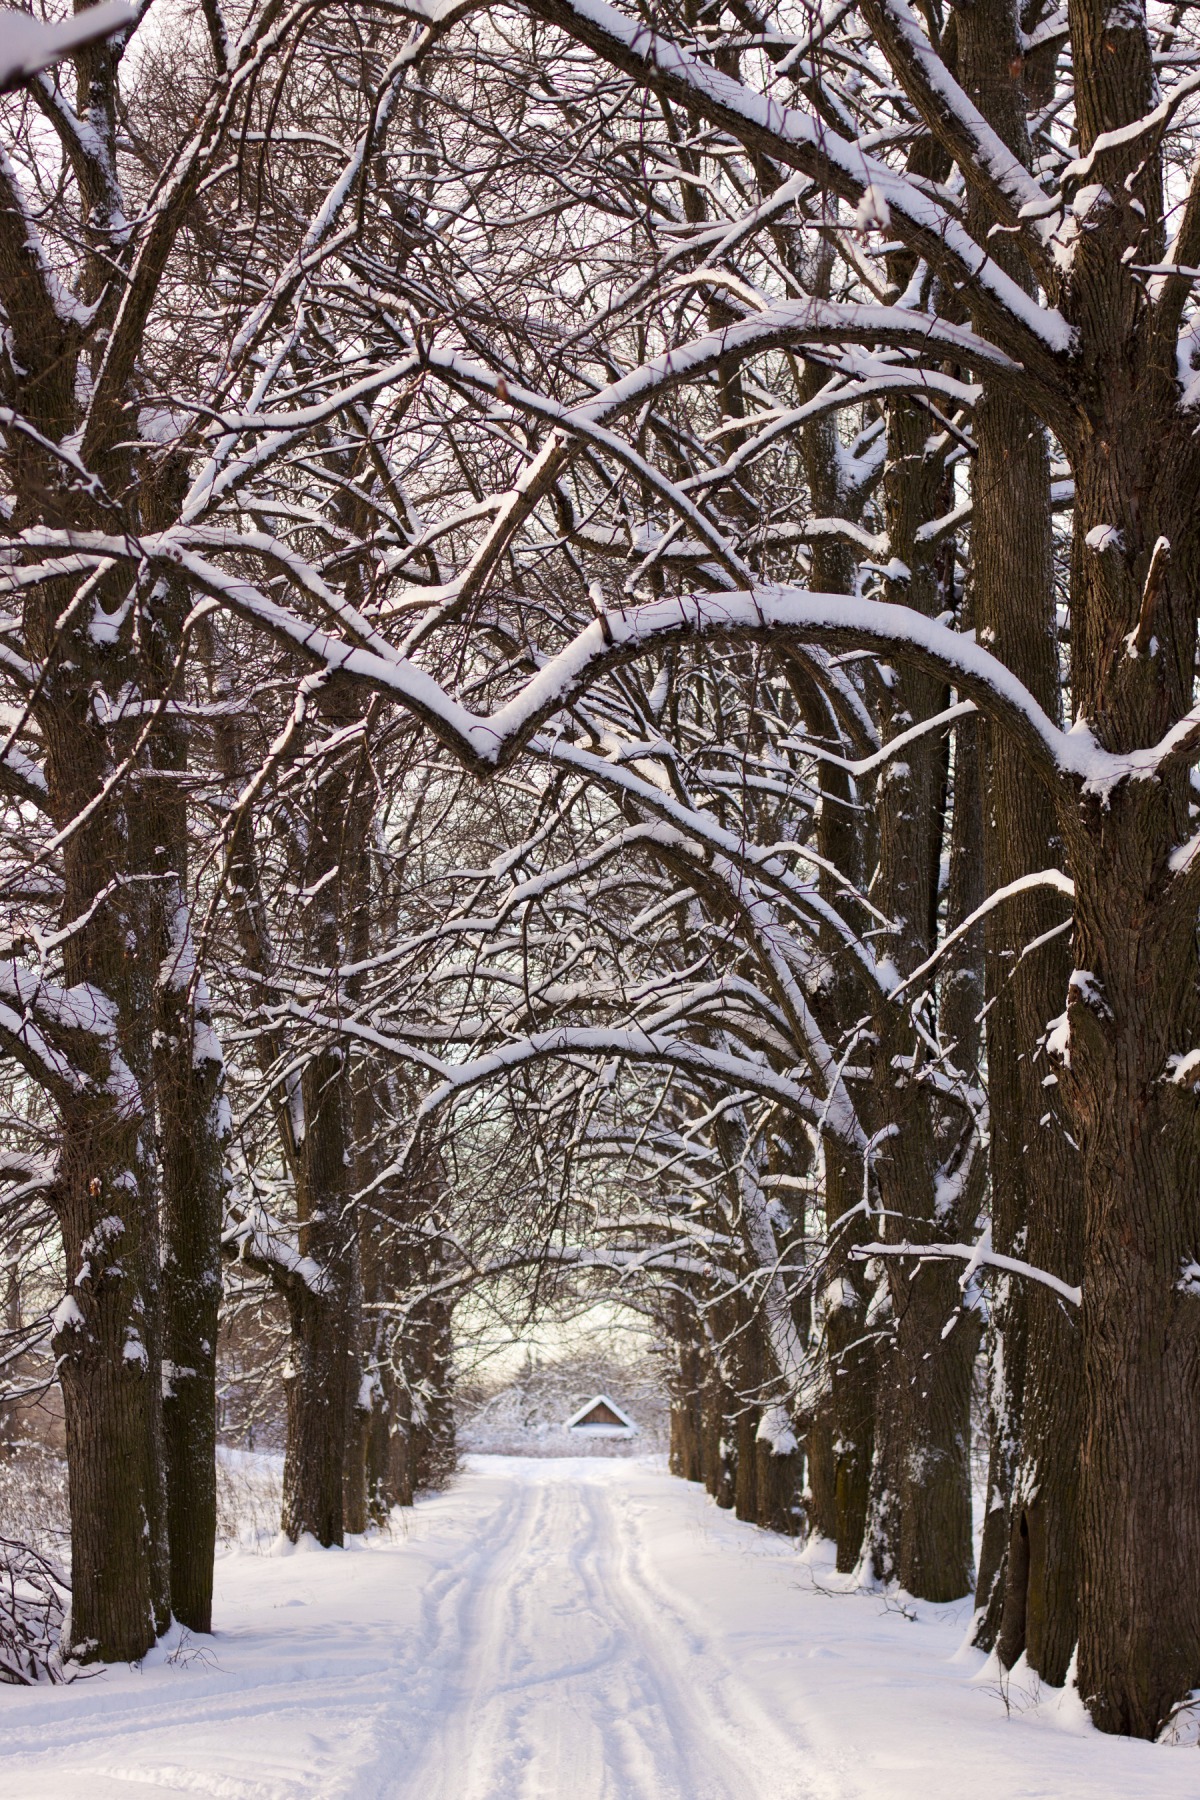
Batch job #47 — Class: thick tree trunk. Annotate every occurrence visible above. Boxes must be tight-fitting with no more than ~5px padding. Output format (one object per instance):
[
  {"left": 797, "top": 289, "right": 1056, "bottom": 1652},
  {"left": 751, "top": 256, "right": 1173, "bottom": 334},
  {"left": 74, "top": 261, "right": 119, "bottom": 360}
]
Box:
[
  {"left": 282, "top": 1280, "right": 352, "bottom": 1546},
  {"left": 1066, "top": 795, "right": 1200, "bottom": 1735},
  {"left": 755, "top": 1439, "right": 802, "bottom": 1535},
  {"left": 789, "top": 354, "right": 879, "bottom": 1572},
  {"left": 281, "top": 1020, "right": 358, "bottom": 1545},
  {"left": 1061, "top": 413, "right": 1200, "bottom": 1725},
  {"left": 276, "top": 680, "right": 374, "bottom": 1544},
  {"left": 825, "top": 1289, "right": 873, "bottom": 1568},
  {"left": 821, "top": 1145, "right": 875, "bottom": 1572},
  {"left": 343, "top": 1329, "right": 371, "bottom": 1536},
  {"left": 54, "top": 1107, "right": 166, "bottom": 1662},
  {"left": 862, "top": 1333, "right": 903, "bottom": 1586},
  {"left": 804, "top": 1406, "right": 838, "bottom": 1543},
  {"left": 956, "top": 0, "right": 1083, "bottom": 1679},
  {"left": 36, "top": 645, "right": 170, "bottom": 1660},
  {"left": 865, "top": 373, "right": 975, "bottom": 1601},
  {"left": 884, "top": 707, "right": 985, "bottom": 1602},
  {"left": 894, "top": 1262, "right": 976, "bottom": 1600},
  {"left": 1049, "top": 0, "right": 1200, "bottom": 1709},
  {"left": 409, "top": 1296, "right": 457, "bottom": 1492},
  {"left": 699, "top": 1322, "right": 736, "bottom": 1509},
  {"left": 3, "top": 25, "right": 205, "bottom": 1664},
  {"left": 360, "top": 1229, "right": 410, "bottom": 1518},
  {"left": 339, "top": 1128, "right": 367, "bottom": 1536},
  {"left": 733, "top": 1316, "right": 761, "bottom": 1526},
  {"left": 366, "top": 1371, "right": 410, "bottom": 1516}
]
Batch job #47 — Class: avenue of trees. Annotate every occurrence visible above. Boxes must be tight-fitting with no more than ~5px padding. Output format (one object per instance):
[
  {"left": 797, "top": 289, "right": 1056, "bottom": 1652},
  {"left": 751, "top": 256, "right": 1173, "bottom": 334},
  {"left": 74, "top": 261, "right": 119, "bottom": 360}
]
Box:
[{"left": 1, "top": 0, "right": 1200, "bottom": 1746}]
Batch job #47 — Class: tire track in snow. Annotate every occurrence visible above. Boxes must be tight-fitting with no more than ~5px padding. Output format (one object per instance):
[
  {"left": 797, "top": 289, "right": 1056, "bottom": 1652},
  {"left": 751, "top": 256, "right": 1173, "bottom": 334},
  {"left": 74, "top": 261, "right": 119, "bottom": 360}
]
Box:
[
  {"left": 0, "top": 1475, "right": 524, "bottom": 1800},
  {"left": 566, "top": 1476, "right": 753, "bottom": 1799},
  {"left": 389, "top": 1463, "right": 824, "bottom": 1800},
  {"left": 575, "top": 1474, "right": 826, "bottom": 1800},
  {"left": 394, "top": 1470, "right": 623, "bottom": 1800},
  {"left": 604, "top": 1478, "right": 849, "bottom": 1800},
  {"left": 0, "top": 1461, "right": 836, "bottom": 1800},
  {"left": 3, "top": 1458, "right": 1188, "bottom": 1800}
]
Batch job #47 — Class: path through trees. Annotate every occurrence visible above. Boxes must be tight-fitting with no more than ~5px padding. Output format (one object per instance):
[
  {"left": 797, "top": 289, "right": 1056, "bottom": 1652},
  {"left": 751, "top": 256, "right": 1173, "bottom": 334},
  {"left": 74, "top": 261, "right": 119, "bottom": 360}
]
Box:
[{"left": 2, "top": 0, "right": 1200, "bottom": 1750}]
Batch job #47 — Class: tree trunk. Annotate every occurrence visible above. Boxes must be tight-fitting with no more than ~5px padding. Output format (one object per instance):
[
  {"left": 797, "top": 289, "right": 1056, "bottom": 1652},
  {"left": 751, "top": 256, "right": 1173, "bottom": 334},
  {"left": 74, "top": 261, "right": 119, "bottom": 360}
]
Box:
[
  {"left": 142, "top": 555, "right": 228, "bottom": 1635},
  {"left": 157, "top": 956, "right": 226, "bottom": 1630},
  {"left": 866, "top": 366, "right": 974, "bottom": 1600},
  {"left": 699, "top": 1321, "right": 736, "bottom": 1508},
  {"left": 1066, "top": 790, "right": 1200, "bottom": 1734},
  {"left": 343, "top": 1302, "right": 371, "bottom": 1536},
  {"left": 805, "top": 1406, "right": 838, "bottom": 1543},
  {"left": 282, "top": 1280, "right": 351, "bottom": 1546},
  {"left": 1048, "top": 0, "right": 1200, "bottom": 1713},
  {"left": 824, "top": 1256, "right": 875, "bottom": 1567},
  {"left": 280, "top": 1016, "right": 358, "bottom": 1546},
  {"left": 668, "top": 1307, "right": 705, "bottom": 1482},
  {"left": 733, "top": 1315, "right": 761, "bottom": 1526},
  {"left": 788, "top": 338, "right": 879, "bottom": 1572},
  {"left": 409, "top": 1294, "right": 457, "bottom": 1492},
  {"left": 888, "top": 705, "right": 985, "bottom": 1602},
  {"left": 755, "top": 1439, "right": 802, "bottom": 1536},
  {"left": 54, "top": 1106, "right": 166, "bottom": 1662},
  {"left": 36, "top": 641, "right": 170, "bottom": 1660},
  {"left": 862, "top": 1329, "right": 902, "bottom": 1586},
  {"left": 276, "top": 680, "right": 375, "bottom": 1544},
  {"left": 956, "top": 0, "right": 1082, "bottom": 1678},
  {"left": 894, "top": 1263, "right": 976, "bottom": 1599}
]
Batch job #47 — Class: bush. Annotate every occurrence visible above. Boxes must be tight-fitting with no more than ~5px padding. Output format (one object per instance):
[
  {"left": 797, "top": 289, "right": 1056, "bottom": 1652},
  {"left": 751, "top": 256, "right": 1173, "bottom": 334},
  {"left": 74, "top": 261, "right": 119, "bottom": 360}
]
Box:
[{"left": 0, "top": 1535, "right": 73, "bottom": 1685}]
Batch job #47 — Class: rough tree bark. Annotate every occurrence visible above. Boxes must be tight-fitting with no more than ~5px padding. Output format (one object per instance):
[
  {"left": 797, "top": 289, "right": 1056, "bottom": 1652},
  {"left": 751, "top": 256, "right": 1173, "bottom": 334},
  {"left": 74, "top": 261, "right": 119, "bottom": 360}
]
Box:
[
  {"left": 139, "top": 467, "right": 229, "bottom": 1636},
  {"left": 280, "top": 681, "right": 375, "bottom": 1546},
  {"left": 861, "top": 341, "right": 976, "bottom": 1601},
  {"left": 787, "top": 350, "right": 875, "bottom": 1568},
  {"left": 1046, "top": 0, "right": 1200, "bottom": 1734},
  {"left": 953, "top": 0, "right": 1083, "bottom": 1683},
  {"left": 0, "top": 19, "right": 184, "bottom": 1662}
]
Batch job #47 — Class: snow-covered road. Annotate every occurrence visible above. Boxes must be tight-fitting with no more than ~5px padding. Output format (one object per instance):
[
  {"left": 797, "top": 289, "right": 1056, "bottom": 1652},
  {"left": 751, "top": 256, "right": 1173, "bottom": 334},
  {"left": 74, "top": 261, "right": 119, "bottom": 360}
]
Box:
[
  {"left": 400, "top": 1458, "right": 807, "bottom": 1800},
  {"left": 0, "top": 1455, "right": 1190, "bottom": 1798}
]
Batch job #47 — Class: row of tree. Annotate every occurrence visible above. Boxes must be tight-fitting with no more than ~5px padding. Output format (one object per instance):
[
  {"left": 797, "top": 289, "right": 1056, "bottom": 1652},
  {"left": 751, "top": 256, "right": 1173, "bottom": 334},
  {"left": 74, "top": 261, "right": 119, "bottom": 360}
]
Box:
[{"left": 1, "top": 0, "right": 1198, "bottom": 1744}]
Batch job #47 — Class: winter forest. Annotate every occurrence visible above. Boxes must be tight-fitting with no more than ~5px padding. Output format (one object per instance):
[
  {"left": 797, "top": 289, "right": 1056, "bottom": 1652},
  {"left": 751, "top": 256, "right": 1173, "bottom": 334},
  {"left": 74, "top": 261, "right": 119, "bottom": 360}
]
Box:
[{"left": 1, "top": 0, "right": 1200, "bottom": 1786}]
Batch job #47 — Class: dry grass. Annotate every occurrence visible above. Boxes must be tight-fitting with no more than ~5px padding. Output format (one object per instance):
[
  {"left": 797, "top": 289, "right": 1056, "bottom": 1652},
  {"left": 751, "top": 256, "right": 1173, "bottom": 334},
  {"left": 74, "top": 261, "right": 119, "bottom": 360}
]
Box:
[
  {"left": 215, "top": 1447, "right": 284, "bottom": 1549},
  {"left": 0, "top": 1442, "right": 69, "bottom": 1561}
]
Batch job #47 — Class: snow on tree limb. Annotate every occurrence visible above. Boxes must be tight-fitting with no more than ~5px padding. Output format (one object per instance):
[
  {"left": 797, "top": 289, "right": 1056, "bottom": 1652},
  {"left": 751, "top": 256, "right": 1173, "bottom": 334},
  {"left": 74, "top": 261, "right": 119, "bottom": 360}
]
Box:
[
  {"left": 854, "top": 1238, "right": 1082, "bottom": 1308},
  {"left": 399, "top": 0, "right": 1078, "bottom": 398}
]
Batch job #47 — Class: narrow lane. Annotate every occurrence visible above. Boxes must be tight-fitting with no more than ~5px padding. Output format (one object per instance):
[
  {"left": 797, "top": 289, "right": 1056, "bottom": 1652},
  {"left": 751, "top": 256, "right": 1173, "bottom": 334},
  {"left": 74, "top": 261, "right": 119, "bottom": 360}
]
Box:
[{"left": 395, "top": 1461, "right": 807, "bottom": 1800}]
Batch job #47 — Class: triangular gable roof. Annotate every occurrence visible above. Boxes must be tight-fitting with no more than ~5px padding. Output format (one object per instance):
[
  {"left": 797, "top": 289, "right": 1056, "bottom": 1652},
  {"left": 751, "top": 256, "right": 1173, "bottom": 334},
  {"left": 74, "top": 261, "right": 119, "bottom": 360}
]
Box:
[{"left": 565, "top": 1393, "right": 638, "bottom": 1431}]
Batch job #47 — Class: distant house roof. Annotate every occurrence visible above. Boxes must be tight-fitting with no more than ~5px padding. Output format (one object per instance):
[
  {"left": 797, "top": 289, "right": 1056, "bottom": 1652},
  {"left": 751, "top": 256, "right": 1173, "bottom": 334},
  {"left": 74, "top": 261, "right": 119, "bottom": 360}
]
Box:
[{"left": 564, "top": 1394, "right": 638, "bottom": 1433}]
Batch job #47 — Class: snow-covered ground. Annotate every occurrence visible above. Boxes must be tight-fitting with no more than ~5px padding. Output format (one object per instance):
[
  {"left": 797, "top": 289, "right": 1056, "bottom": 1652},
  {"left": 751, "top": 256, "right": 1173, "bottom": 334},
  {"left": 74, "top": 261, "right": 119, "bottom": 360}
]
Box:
[{"left": 0, "top": 1455, "right": 1189, "bottom": 1798}]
